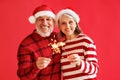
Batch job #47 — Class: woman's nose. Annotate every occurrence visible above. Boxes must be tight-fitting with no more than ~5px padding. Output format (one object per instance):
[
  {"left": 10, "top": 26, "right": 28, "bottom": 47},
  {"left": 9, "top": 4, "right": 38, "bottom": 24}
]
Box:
[{"left": 66, "top": 23, "right": 70, "bottom": 28}]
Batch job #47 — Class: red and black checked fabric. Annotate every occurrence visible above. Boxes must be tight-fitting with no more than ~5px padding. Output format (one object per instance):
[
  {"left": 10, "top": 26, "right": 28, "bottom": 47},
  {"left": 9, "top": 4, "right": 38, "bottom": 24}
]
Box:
[{"left": 17, "top": 30, "right": 61, "bottom": 80}]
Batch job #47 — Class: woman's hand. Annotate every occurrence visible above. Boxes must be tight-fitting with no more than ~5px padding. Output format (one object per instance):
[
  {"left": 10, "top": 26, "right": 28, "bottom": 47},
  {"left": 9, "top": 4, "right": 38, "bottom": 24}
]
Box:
[{"left": 67, "top": 54, "right": 81, "bottom": 66}]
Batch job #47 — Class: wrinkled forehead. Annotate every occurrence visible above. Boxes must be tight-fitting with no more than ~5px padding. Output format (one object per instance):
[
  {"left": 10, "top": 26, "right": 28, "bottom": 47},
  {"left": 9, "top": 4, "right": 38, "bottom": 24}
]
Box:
[{"left": 36, "top": 16, "right": 53, "bottom": 19}]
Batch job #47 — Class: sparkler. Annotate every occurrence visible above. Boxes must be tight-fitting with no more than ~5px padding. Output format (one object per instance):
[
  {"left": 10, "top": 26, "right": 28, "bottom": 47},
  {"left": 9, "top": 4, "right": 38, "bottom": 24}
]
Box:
[{"left": 48, "top": 35, "right": 65, "bottom": 54}]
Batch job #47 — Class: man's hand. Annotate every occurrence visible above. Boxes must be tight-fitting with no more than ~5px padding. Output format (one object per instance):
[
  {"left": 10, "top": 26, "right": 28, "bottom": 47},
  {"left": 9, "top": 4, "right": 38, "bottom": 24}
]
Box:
[{"left": 36, "top": 57, "right": 51, "bottom": 70}]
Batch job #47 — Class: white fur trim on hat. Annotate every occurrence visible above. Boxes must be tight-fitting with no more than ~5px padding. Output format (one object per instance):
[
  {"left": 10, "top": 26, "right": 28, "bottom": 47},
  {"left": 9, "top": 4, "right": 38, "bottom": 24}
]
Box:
[
  {"left": 56, "top": 9, "right": 80, "bottom": 24},
  {"left": 35, "top": 11, "right": 55, "bottom": 19},
  {"left": 28, "top": 11, "right": 55, "bottom": 24}
]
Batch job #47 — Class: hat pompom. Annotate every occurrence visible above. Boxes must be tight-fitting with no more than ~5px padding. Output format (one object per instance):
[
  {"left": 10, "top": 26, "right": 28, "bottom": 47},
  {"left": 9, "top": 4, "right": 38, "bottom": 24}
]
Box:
[{"left": 28, "top": 16, "right": 36, "bottom": 24}]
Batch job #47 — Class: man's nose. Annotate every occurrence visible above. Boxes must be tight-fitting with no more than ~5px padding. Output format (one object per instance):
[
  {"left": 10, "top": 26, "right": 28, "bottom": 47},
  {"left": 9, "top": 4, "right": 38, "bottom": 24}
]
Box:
[{"left": 42, "top": 19, "right": 48, "bottom": 25}]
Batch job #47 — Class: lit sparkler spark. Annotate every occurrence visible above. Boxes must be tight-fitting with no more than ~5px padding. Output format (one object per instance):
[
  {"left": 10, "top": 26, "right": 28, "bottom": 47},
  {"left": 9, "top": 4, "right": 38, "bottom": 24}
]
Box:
[{"left": 48, "top": 37, "right": 65, "bottom": 54}]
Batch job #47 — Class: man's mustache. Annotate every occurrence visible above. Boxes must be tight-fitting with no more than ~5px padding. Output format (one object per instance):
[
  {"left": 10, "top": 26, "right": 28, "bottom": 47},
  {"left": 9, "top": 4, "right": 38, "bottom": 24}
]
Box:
[{"left": 41, "top": 25, "right": 49, "bottom": 28}]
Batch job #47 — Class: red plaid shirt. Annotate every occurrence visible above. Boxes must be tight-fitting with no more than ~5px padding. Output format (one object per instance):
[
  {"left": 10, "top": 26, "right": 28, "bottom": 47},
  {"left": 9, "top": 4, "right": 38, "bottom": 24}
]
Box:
[{"left": 17, "top": 30, "right": 61, "bottom": 80}]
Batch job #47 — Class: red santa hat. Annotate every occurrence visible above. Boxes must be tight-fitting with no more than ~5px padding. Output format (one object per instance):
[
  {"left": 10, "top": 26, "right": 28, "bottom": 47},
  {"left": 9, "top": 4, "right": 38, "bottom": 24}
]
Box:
[
  {"left": 56, "top": 8, "right": 80, "bottom": 25},
  {"left": 28, "top": 5, "right": 55, "bottom": 24}
]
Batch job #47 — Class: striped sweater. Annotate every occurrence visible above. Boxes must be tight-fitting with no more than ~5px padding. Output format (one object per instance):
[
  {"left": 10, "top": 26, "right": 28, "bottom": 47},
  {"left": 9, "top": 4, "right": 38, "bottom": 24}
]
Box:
[{"left": 61, "top": 34, "right": 99, "bottom": 80}]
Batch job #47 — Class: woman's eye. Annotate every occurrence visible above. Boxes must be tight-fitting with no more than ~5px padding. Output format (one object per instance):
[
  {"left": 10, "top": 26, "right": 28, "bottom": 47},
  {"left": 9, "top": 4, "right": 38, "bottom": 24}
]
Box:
[
  {"left": 69, "top": 21, "right": 73, "bottom": 24},
  {"left": 46, "top": 18, "right": 51, "bottom": 21},
  {"left": 61, "top": 22, "right": 66, "bottom": 25}
]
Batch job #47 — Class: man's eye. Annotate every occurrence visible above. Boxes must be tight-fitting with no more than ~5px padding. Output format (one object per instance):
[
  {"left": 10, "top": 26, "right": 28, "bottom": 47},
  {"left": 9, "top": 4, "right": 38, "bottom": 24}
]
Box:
[
  {"left": 47, "top": 18, "right": 52, "bottom": 21},
  {"left": 38, "top": 19, "right": 43, "bottom": 21}
]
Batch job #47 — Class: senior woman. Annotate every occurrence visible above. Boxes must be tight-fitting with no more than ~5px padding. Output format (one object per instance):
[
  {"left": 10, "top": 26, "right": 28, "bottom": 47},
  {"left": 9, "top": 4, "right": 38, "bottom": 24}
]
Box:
[{"left": 56, "top": 8, "right": 99, "bottom": 80}]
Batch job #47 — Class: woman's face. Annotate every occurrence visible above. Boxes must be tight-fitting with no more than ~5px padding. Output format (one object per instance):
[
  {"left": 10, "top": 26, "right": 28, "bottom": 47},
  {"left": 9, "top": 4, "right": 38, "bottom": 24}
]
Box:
[{"left": 59, "top": 14, "right": 77, "bottom": 36}]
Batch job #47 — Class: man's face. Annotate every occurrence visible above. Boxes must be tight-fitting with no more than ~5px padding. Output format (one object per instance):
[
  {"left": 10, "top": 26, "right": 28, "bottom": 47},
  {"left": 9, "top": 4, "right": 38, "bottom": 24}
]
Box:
[{"left": 35, "top": 16, "right": 54, "bottom": 37}]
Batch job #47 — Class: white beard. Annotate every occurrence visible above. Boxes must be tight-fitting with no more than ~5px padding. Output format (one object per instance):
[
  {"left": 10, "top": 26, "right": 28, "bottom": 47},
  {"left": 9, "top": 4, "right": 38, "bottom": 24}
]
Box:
[{"left": 36, "top": 26, "right": 53, "bottom": 37}]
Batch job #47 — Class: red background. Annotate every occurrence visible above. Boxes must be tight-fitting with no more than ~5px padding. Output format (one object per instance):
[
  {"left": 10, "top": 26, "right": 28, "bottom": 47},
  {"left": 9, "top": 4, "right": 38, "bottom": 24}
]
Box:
[{"left": 0, "top": 0, "right": 120, "bottom": 80}]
